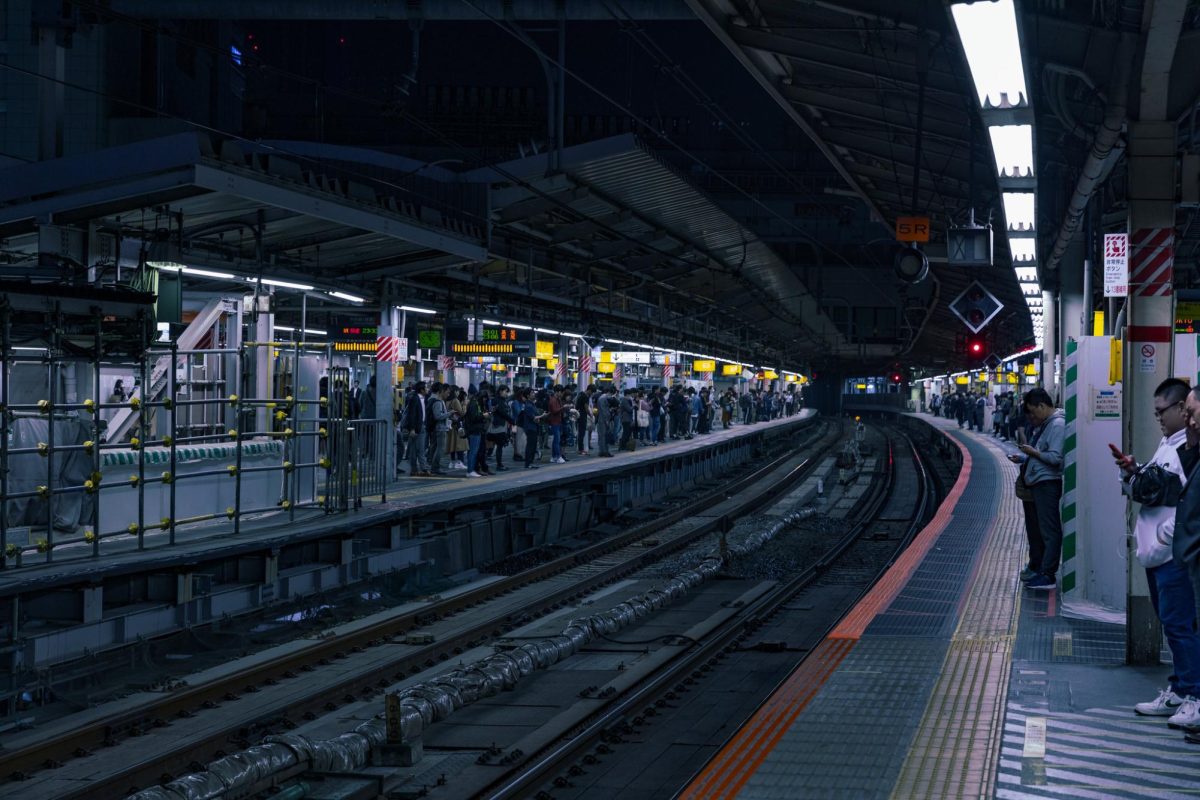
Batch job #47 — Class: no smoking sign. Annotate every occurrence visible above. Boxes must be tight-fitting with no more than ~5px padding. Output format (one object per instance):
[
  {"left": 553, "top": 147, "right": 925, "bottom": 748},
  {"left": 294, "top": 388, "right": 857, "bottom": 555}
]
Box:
[{"left": 1139, "top": 343, "right": 1157, "bottom": 373}]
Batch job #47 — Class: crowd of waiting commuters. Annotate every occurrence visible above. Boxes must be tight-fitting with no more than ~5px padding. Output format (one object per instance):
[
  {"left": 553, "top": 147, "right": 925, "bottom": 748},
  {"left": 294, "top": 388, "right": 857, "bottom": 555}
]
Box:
[
  {"left": 395, "top": 382, "right": 801, "bottom": 478},
  {"left": 931, "top": 381, "right": 1200, "bottom": 741}
]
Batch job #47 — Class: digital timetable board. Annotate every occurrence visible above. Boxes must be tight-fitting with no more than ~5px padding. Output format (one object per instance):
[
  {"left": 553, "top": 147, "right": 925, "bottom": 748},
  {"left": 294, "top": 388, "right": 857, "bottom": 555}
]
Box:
[{"left": 449, "top": 341, "right": 531, "bottom": 355}]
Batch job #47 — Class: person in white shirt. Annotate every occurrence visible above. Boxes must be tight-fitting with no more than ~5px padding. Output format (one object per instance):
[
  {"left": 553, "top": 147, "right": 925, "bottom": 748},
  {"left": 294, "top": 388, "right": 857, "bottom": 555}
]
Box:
[{"left": 1116, "top": 378, "right": 1200, "bottom": 726}]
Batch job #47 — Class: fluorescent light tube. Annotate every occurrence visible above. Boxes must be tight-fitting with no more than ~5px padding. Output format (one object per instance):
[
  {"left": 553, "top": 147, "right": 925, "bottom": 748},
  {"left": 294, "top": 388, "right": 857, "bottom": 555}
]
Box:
[
  {"left": 1002, "top": 192, "right": 1035, "bottom": 230},
  {"left": 1010, "top": 240, "right": 1037, "bottom": 263},
  {"left": 505, "top": 323, "right": 533, "bottom": 330},
  {"left": 329, "top": 291, "right": 365, "bottom": 303},
  {"left": 259, "top": 277, "right": 315, "bottom": 291},
  {"left": 951, "top": 0, "right": 1028, "bottom": 108},
  {"left": 182, "top": 266, "right": 235, "bottom": 280},
  {"left": 148, "top": 261, "right": 184, "bottom": 271},
  {"left": 399, "top": 305, "right": 437, "bottom": 315},
  {"left": 987, "top": 125, "right": 1034, "bottom": 177},
  {"left": 535, "top": 327, "right": 560, "bottom": 335}
]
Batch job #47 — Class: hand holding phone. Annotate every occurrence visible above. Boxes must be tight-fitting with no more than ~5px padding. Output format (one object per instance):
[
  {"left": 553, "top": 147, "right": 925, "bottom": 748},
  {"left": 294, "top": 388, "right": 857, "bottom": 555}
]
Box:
[{"left": 1110, "top": 442, "right": 1135, "bottom": 471}]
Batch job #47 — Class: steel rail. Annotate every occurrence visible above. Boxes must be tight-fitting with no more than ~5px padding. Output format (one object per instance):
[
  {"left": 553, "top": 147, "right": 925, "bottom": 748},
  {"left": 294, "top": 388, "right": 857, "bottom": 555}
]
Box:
[
  {"left": 2, "top": 420, "right": 838, "bottom": 796},
  {"left": 485, "top": 428, "right": 936, "bottom": 800}
]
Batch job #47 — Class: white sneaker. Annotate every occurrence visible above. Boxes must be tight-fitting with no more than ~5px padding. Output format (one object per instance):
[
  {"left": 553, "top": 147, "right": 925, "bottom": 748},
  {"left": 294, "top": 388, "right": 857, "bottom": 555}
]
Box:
[
  {"left": 553, "top": 457, "right": 566, "bottom": 464},
  {"left": 1169, "top": 696, "right": 1200, "bottom": 728},
  {"left": 466, "top": 471, "right": 481, "bottom": 478},
  {"left": 1135, "top": 687, "right": 1187, "bottom": 716}
]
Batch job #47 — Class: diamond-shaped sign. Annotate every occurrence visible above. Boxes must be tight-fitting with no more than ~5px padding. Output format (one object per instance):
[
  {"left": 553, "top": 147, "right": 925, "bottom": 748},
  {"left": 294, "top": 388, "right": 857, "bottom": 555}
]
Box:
[
  {"left": 984, "top": 353, "right": 1002, "bottom": 370},
  {"left": 949, "top": 280, "right": 1003, "bottom": 334}
]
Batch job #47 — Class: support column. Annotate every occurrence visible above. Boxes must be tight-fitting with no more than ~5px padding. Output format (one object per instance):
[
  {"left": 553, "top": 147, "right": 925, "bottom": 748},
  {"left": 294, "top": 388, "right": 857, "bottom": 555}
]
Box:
[
  {"left": 557, "top": 335, "right": 569, "bottom": 387},
  {"left": 255, "top": 306, "right": 273, "bottom": 433},
  {"left": 1041, "top": 289, "right": 1057, "bottom": 401},
  {"left": 375, "top": 302, "right": 397, "bottom": 477},
  {"left": 1124, "top": 120, "right": 1177, "bottom": 664}
]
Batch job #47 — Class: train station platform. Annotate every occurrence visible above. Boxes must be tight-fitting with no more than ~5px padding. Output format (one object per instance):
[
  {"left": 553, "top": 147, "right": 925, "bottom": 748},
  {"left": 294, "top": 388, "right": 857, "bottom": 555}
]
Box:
[
  {"left": 680, "top": 414, "right": 1200, "bottom": 799},
  {"left": 0, "top": 411, "right": 817, "bottom": 600}
]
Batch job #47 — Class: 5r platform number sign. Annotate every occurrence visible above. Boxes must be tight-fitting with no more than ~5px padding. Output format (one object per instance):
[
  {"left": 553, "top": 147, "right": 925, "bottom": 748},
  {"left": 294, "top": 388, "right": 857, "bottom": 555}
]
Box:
[{"left": 895, "top": 216, "right": 931, "bottom": 243}]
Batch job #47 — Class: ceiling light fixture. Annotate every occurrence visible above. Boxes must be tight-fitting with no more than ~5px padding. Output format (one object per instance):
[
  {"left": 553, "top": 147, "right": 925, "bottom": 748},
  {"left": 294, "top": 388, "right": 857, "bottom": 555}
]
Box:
[
  {"left": 987, "top": 124, "right": 1034, "bottom": 177},
  {"left": 1002, "top": 192, "right": 1035, "bottom": 231},
  {"left": 329, "top": 291, "right": 365, "bottom": 304},
  {"left": 258, "top": 277, "right": 315, "bottom": 291},
  {"left": 950, "top": 0, "right": 1028, "bottom": 108},
  {"left": 399, "top": 305, "right": 437, "bottom": 315}
]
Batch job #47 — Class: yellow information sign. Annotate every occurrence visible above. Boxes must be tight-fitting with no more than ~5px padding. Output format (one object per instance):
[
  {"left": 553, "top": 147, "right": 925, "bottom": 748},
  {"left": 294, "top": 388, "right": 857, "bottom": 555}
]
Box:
[
  {"left": 599, "top": 351, "right": 614, "bottom": 363},
  {"left": 693, "top": 359, "right": 716, "bottom": 372},
  {"left": 762, "top": 370, "right": 779, "bottom": 380},
  {"left": 721, "top": 364, "right": 741, "bottom": 376},
  {"left": 535, "top": 340, "right": 555, "bottom": 358},
  {"left": 597, "top": 361, "right": 615, "bottom": 374},
  {"left": 785, "top": 375, "right": 798, "bottom": 383},
  {"left": 955, "top": 375, "right": 969, "bottom": 385}
]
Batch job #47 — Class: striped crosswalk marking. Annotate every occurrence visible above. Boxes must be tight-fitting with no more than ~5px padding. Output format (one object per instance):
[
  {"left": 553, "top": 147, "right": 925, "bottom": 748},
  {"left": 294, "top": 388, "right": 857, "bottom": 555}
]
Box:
[{"left": 994, "top": 701, "right": 1200, "bottom": 798}]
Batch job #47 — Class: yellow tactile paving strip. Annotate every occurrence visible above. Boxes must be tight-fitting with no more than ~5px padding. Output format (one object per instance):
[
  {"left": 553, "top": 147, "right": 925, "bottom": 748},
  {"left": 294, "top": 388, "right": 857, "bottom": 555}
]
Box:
[{"left": 891, "top": 437, "right": 1024, "bottom": 800}]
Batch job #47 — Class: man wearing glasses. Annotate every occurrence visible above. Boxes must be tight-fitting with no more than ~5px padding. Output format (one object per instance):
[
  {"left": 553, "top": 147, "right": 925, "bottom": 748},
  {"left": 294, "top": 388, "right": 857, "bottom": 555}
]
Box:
[{"left": 1118, "top": 379, "right": 1200, "bottom": 730}]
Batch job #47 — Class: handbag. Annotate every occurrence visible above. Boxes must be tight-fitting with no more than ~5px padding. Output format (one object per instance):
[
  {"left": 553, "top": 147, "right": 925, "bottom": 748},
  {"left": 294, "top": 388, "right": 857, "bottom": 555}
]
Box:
[
  {"left": 1015, "top": 461, "right": 1034, "bottom": 501},
  {"left": 636, "top": 409, "right": 650, "bottom": 428}
]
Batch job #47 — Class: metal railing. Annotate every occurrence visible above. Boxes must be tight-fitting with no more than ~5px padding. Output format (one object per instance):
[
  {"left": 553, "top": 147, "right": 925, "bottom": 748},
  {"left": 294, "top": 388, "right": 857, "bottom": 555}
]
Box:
[{"left": 0, "top": 310, "right": 393, "bottom": 569}]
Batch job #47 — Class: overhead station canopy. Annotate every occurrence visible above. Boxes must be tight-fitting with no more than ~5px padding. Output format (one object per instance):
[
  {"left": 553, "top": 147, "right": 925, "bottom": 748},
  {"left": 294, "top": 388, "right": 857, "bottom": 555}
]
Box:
[
  {"left": 475, "top": 134, "right": 883, "bottom": 362},
  {"left": 0, "top": 132, "right": 488, "bottom": 298}
]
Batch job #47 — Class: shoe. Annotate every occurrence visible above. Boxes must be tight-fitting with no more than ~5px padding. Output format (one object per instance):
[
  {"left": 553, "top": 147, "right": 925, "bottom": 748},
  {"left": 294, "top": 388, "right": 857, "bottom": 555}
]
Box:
[
  {"left": 1169, "top": 697, "right": 1200, "bottom": 728},
  {"left": 496, "top": 466, "right": 509, "bottom": 471},
  {"left": 525, "top": 465, "right": 539, "bottom": 470},
  {"left": 599, "top": 452, "right": 614, "bottom": 457},
  {"left": 1019, "top": 567, "right": 1039, "bottom": 582},
  {"left": 1025, "top": 574, "right": 1056, "bottom": 590},
  {"left": 466, "top": 471, "right": 481, "bottom": 478},
  {"left": 1139, "top": 687, "right": 1187, "bottom": 717}
]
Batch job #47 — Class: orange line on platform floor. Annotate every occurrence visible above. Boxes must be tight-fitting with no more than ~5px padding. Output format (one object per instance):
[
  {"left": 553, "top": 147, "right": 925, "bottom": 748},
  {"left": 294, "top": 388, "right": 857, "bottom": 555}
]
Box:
[
  {"left": 678, "top": 637, "right": 856, "bottom": 800},
  {"left": 829, "top": 437, "right": 973, "bottom": 640},
  {"left": 677, "top": 424, "right": 973, "bottom": 798}
]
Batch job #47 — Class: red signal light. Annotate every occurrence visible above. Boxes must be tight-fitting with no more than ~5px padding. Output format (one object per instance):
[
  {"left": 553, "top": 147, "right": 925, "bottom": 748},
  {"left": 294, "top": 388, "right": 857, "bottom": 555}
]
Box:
[{"left": 970, "top": 342, "right": 982, "bottom": 354}]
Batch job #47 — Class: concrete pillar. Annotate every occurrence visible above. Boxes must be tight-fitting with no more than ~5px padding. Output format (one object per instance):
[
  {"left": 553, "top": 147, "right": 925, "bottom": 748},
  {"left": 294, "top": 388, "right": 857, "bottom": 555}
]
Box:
[
  {"left": 1059, "top": 238, "right": 1085, "bottom": 353},
  {"left": 1123, "top": 120, "right": 1177, "bottom": 664},
  {"left": 1041, "top": 290, "right": 1058, "bottom": 402},
  {"left": 375, "top": 303, "right": 397, "bottom": 477},
  {"left": 255, "top": 308, "right": 273, "bottom": 433},
  {"left": 557, "top": 335, "right": 570, "bottom": 386}
]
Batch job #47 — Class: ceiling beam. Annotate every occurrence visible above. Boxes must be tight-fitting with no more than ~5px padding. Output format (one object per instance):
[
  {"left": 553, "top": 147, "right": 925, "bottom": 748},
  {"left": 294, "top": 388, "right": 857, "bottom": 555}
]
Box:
[{"left": 686, "top": 0, "right": 887, "bottom": 225}]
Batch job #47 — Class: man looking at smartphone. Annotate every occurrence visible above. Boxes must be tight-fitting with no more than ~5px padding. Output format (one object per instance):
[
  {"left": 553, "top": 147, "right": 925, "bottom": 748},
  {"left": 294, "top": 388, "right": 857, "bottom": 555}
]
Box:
[
  {"left": 1113, "top": 379, "right": 1200, "bottom": 726},
  {"left": 1013, "top": 388, "right": 1065, "bottom": 590}
]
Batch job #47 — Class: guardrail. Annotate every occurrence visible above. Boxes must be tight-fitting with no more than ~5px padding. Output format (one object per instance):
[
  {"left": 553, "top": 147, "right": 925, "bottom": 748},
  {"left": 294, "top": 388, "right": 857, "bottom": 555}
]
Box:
[{"left": 0, "top": 327, "right": 388, "bottom": 569}]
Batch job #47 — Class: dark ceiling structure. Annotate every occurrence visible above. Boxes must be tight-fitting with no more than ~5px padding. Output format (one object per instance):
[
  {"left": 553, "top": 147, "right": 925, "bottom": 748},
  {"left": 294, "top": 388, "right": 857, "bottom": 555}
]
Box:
[{"left": 11, "top": 0, "right": 1199, "bottom": 374}]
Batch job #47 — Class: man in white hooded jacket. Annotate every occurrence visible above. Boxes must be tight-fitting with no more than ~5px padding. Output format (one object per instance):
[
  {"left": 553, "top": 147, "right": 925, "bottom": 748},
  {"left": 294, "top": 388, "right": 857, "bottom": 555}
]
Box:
[{"left": 1116, "top": 378, "right": 1200, "bottom": 727}]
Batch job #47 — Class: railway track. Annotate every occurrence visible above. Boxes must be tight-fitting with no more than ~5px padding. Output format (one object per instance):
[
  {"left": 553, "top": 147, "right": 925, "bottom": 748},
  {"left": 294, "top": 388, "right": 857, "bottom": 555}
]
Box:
[
  {"left": 1, "top": 419, "right": 842, "bottom": 798},
  {"left": 476, "top": 426, "right": 937, "bottom": 800}
]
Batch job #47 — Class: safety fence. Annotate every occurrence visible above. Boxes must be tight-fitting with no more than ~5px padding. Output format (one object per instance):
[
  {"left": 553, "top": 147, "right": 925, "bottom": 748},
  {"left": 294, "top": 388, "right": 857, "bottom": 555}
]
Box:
[{"left": 1, "top": 334, "right": 391, "bottom": 569}]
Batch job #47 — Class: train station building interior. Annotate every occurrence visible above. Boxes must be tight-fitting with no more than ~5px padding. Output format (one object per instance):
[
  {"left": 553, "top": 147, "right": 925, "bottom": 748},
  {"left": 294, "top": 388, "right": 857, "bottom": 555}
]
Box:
[{"left": 1, "top": 1, "right": 1199, "bottom": 798}]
